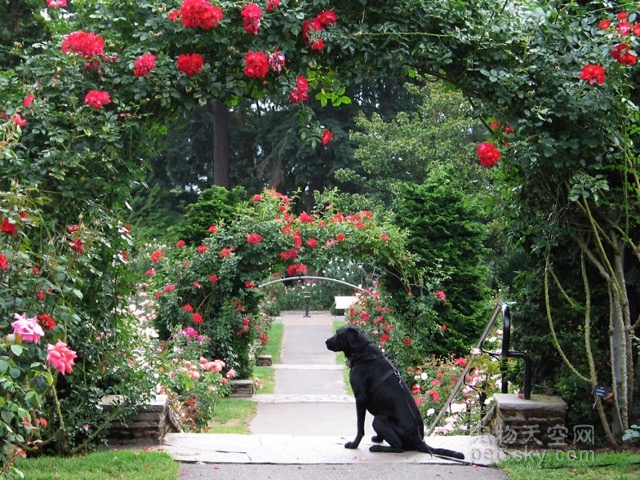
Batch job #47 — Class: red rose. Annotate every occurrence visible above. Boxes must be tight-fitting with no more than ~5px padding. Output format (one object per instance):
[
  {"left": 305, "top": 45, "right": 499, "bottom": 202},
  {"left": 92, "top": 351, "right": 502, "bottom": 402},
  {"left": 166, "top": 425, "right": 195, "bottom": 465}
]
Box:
[
  {"left": 177, "top": 53, "right": 204, "bottom": 76},
  {"left": 134, "top": 53, "right": 157, "bottom": 77},
  {"left": 61, "top": 30, "right": 105, "bottom": 58},
  {"left": 247, "top": 233, "right": 263, "bottom": 245},
  {"left": 84, "top": 90, "right": 111, "bottom": 109},
  {"left": 179, "top": 0, "right": 223, "bottom": 29},
  {"left": 476, "top": 142, "right": 501, "bottom": 168},
  {"left": 321, "top": 129, "right": 333, "bottom": 145},
  {"left": 241, "top": 3, "right": 262, "bottom": 35},
  {"left": 579, "top": 64, "right": 606, "bottom": 86},
  {"left": 243, "top": 51, "right": 269, "bottom": 78}
]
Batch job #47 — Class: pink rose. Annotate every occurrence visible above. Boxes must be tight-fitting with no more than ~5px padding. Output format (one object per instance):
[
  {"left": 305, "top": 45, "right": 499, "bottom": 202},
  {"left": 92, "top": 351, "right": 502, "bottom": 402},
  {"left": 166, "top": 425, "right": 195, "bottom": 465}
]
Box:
[
  {"left": 47, "top": 340, "right": 77, "bottom": 375},
  {"left": 11, "top": 313, "right": 45, "bottom": 344}
]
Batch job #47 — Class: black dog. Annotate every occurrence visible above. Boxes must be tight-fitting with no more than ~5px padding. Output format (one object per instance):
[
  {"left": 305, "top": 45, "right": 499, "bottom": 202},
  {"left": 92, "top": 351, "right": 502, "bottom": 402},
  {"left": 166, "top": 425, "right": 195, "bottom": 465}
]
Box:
[{"left": 326, "top": 325, "right": 464, "bottom": 459}]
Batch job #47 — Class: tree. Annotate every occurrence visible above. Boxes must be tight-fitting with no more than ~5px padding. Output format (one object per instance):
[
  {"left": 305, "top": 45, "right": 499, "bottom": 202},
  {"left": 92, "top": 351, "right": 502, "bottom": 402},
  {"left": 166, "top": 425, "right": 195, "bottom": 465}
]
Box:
[{"left": 338, "top": 78, "right": 488, "bottom": 204}]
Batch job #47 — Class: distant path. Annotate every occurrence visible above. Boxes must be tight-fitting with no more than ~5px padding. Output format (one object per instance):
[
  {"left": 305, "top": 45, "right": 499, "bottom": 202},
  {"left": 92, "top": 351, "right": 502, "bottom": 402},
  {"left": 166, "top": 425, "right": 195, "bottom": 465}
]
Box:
[{"left": 249, "top": 310, "right": 363, "bottom": 436}]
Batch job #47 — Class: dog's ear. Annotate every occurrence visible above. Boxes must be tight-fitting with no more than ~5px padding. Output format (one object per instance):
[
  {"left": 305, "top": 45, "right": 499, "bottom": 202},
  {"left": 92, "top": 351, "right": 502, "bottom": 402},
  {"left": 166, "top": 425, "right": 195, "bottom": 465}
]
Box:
[{"left": 345, "top": 326, "right": 369, "bottom": 351}]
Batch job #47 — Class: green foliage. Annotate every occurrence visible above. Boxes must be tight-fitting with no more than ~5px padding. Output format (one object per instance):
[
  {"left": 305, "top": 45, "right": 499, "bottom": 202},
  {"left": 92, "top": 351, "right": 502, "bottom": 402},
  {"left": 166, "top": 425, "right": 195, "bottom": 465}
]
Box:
[
  {"left": 341, "top": 78, "right": 487, "bottom": 205},
  {"left": 172, "top": 185, "right": 246, "bottom": 245},
  {"left": 390, "top": 174, "right": 492, "bottom": 357}
]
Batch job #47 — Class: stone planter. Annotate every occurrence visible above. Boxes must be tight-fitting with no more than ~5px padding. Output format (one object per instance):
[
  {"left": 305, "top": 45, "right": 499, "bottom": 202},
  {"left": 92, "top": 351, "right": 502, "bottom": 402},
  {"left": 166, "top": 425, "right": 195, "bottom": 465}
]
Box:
[
  {"left": 489, "top": 393, "right": 568, "bottom": 447},
  {"left": 229, "top": 379, "right": 255, "bottom": 397},
  {"left": 101, "top": 394, "right": 181, "bottom": 444}
]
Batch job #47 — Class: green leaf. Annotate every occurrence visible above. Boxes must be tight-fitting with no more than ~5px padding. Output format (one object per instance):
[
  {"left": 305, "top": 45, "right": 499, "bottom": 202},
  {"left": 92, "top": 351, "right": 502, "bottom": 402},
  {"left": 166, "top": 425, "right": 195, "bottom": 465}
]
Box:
[{"left": 10, "top": 344, "right": 24, "bottom": 357}]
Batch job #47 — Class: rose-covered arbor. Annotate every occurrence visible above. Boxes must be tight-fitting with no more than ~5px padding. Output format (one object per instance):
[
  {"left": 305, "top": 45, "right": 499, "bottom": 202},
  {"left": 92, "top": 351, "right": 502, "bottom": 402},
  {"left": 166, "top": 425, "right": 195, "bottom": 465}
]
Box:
[
  {"left": 1, "top": 0, "right": 639, "bottom": 466},
  {"left": 147, "top": 188, "right": 418, "bottom": 379}
]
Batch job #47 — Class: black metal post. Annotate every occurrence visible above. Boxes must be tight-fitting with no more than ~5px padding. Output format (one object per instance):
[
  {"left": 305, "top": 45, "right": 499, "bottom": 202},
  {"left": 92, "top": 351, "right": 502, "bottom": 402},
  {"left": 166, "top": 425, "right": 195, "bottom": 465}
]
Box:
[
  {"left": 303, "top": 293, "right": 310, "bottom": 318},
  {"left": 501, "top": 304, "right": 532, "bottom": 400}
]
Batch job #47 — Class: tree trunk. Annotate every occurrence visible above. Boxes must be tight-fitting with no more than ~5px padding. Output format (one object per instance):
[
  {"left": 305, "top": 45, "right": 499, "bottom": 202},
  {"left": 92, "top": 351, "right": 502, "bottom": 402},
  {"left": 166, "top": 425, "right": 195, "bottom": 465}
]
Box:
[{"left": 212, "top": 99, "right": 230, "bottom": 188}]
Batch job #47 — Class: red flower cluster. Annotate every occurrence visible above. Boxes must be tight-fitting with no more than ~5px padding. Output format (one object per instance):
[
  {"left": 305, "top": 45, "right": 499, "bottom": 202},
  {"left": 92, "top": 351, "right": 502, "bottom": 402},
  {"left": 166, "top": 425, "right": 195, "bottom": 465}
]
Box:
[
  {"left": 302, "top": 10, "right": 337, "bottom": 48},
  {"left": 266, "top": 0, "right": 280, "bottom": 12},
  {"left": 434, "top": 290, "right": 447, "bottom": 302},
  {"left": 12, "top": 114, "right": 26, "bottom": 127},
  {"left": 0, "top": 253, "right": 8, "bottom": 270},
  {"left": 611, "top": 43, "right": 637, "bottom": 66},
  {"left": 298, "top": 212, "right": 314, "bottom": 223},
  {"left": 476, "top": 142, "right": 501, "bottom": 168},
  {"left": 241, "top": 3, "right": 262, "bottom": 35},
  {"left": 134, "top": 53, "right": 157, "bottom": 77},
  {"left": 84, "top": 90, "right": 111, "bottom": 109},
  {"left": 177, "top": 53, "right": 205, "bottom": 76},
  {"left": 289, "top": 75, "right": 309, "bottom": 103},
  {"left": 243, "top": 51, "right": 269, "bottom": 78},
  {"left": 150, "top": 249, "right": 165, "bottom": 263},
  {"left": 247, "top": 233, "right": 263, "bottom": 244},
  {"left": 596, "top": 11, "right": 639, "bottom": 70},
  {"left": 70, "top": 239, "right": 84, "bottom": 252},
  {"left": 287, "top": 263, "right": 307, "bottom": 276},
  {"left": 61, "top": 30, "right": 105, "bottom": 59},
  {"left": 37, "top": 313, "right": 56, "bottom": 330},
  {"left": 179, "top": 0, "right": 224, "bottom": 29},
  {"left": 579, "top": 64, "right": 606, "bottom": 85}
]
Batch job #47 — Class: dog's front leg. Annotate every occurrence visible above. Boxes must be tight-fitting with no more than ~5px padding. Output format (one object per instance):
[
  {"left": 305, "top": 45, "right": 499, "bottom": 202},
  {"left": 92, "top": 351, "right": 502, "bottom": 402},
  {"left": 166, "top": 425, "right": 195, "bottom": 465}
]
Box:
[{"left": 345, "top": 399, "right": 366, "bottom": 449}]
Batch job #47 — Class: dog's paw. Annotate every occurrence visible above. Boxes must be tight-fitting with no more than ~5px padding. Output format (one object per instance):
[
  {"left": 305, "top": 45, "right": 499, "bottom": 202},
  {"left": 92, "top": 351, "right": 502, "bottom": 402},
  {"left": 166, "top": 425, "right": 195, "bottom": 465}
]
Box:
[
  {"left": 371, "top": 435, "right": 383, "bottom": 443},
  {"left": 369, "top": 445, "right": 384, "bottom": 452},
  {"left": 344, "top": 441, "right": 358, "bottom": 449}
]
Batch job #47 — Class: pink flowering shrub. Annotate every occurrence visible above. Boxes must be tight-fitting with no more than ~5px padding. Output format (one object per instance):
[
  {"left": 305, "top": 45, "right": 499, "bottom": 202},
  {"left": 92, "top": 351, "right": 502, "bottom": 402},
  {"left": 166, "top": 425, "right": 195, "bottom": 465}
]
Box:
[{"left": 158, "top": 328, "right": 234, "bottom": 431}]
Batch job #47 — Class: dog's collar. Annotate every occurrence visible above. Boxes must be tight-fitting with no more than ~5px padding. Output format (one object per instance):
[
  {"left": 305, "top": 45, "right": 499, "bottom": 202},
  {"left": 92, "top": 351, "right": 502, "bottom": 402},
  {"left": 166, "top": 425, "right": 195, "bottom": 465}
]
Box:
[{"left": 347, "top": 350, "right": 383, "bottom": 366}]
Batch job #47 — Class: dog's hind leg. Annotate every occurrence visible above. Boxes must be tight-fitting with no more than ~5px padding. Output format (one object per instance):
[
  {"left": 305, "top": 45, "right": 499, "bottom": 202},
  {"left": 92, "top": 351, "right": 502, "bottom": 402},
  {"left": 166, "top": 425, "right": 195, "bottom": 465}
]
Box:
[{"left": 368, "top": 417, "right": 405, "bottom": 453}]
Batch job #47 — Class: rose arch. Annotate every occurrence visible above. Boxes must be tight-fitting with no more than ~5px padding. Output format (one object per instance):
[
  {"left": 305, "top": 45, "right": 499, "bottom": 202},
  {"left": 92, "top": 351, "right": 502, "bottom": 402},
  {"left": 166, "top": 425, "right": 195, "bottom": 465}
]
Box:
[{"left": 148, "top": 188, "right": 416, "bottom": 379}]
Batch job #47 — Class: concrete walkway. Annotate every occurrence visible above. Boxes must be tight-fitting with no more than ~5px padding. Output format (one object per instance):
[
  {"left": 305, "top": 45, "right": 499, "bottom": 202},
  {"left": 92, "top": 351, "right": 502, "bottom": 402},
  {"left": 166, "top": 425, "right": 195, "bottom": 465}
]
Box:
[{"left": 164, "top": 311, "right": 508, "bottom": 479}]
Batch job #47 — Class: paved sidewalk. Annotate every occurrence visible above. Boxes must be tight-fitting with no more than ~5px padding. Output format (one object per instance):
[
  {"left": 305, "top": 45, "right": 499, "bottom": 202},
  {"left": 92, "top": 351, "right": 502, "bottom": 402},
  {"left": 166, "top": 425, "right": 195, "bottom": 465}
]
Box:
[{"left": 164, "top": 311, "right": 508, "bottom": 479}]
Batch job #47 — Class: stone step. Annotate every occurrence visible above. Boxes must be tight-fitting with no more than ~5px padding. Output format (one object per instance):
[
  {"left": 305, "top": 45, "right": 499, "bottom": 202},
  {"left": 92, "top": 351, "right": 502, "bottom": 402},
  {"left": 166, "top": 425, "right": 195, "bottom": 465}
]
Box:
[
  {"left": 253, "top": 394, "right": 354, "bottom": 403},
  {"left": 272, "top": 363, "right": 344, "bottom": 370}
]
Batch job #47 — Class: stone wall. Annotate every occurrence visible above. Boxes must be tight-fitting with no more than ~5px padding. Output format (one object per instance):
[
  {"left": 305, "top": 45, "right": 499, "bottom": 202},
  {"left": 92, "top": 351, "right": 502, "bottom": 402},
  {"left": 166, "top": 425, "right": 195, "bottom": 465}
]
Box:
[{"left": 101, "top": 394, "right": 181, "bottom": 444}]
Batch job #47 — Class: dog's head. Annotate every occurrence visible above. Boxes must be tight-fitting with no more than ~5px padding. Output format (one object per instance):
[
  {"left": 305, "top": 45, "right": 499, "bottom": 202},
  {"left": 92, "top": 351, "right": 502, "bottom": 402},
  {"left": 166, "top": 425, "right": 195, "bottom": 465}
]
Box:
[{"left": 325, "top": 325, "right": 370, "bottom": 357}]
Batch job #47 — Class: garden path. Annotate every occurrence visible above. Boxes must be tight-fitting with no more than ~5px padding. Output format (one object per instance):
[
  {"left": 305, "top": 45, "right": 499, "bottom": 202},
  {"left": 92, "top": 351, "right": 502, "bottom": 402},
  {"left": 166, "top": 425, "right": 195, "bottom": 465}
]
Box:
[{"left": 163, "top": 311, "right": 505, "bottom": 472}]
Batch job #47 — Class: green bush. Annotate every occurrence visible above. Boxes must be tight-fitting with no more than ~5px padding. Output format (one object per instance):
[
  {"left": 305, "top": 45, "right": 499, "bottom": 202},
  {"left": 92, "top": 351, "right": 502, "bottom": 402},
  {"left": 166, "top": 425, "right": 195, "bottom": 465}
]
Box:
[
  {"left": 0, "top": 183, "right": 156, "bottom": 473},
  {"left": 389, "top": 175, "right": 492, "bottom": 357}
]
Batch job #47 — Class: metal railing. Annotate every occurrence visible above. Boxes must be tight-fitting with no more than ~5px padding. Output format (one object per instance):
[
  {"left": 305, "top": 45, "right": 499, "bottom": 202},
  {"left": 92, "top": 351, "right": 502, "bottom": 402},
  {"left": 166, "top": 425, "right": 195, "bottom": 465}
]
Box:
[{"left": 426, "top": 302, "right": 532, "bottom": 435}]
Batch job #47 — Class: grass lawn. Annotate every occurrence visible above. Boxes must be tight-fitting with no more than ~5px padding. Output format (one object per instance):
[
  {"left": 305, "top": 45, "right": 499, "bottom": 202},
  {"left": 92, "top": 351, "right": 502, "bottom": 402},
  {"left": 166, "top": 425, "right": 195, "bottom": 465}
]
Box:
[
  {"left": 500, "top": 450, "right": 640, "bottom": 479},
  {"left": 14, "top": 450, "right": 179, "bottom": 480},
  {"left": 206, "top": 397, "right": 257, "bottom": 434},
  {"left": 205, "top": 320, "right": 284, "bottom": 434}
]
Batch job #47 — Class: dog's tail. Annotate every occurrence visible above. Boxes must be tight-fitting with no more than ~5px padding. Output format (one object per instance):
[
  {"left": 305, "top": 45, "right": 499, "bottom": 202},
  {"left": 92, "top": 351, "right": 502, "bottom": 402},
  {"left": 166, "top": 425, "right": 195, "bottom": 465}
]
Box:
[{"left": 418, "top": 442, "right": 465, "bottom": 460}]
